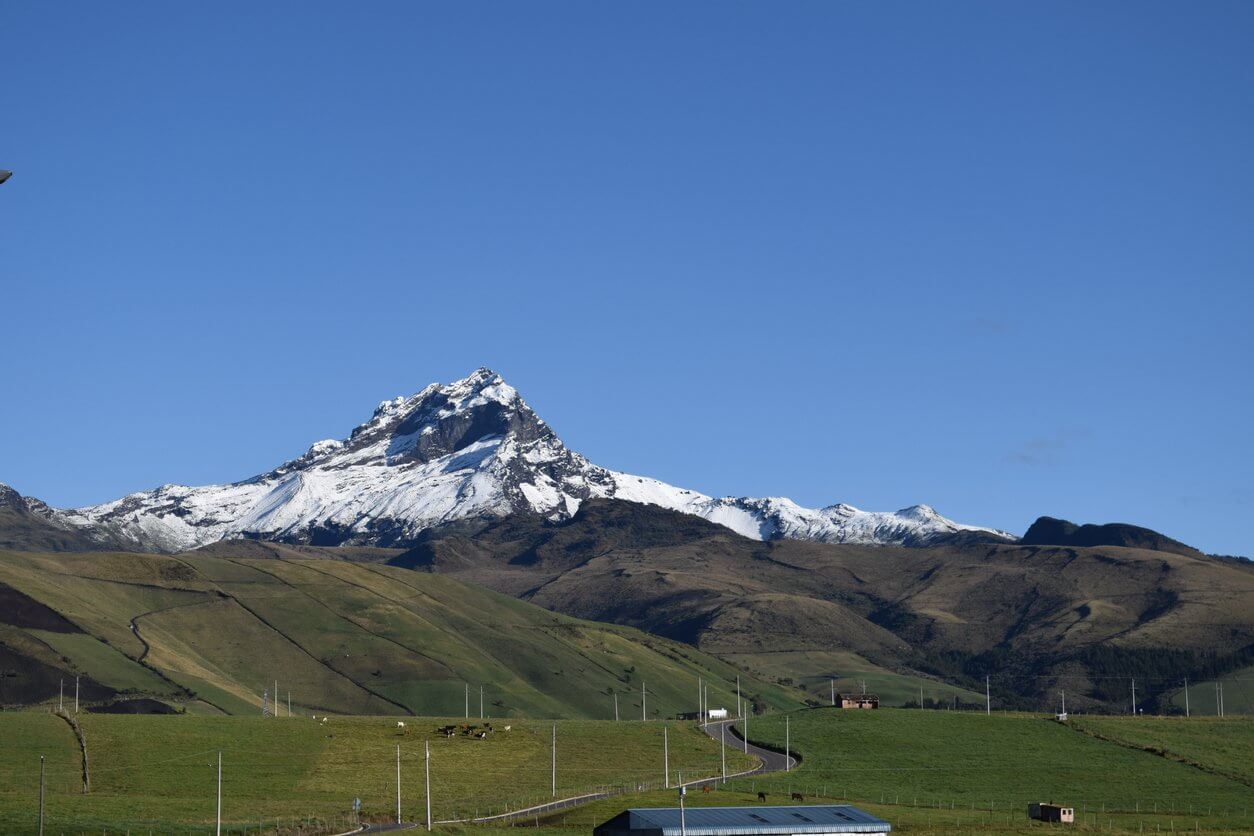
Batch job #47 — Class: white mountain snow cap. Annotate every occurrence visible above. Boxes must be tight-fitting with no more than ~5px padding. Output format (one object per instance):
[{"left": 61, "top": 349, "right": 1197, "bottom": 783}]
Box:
[{"left": 46, "top": 367, "right": 1012, "bottom": 551}]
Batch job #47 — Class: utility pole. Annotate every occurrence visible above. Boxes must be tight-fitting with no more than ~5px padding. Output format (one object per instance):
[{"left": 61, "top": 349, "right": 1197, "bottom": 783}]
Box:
[
  {"left": 1061, "top": 690, "right": 1066, "bottom": 716},
  {"left": 642, "top": 681, "right": 647, "bottom": 721},
  {"left": 919, "top": 685, "right": 923, "bottom": 709},
  {"left": 663, "top": 725, "right": 670, "bottom": 788},
  {"left": 274, "top": 680, "right": 278, "bottom": 717},
  {"left": 479, "top": 685, "right": 484, "bottom": 720},
  {"left": 75, "top": 676, "right": 79, "bottom": 714},
  {"left": 1184, "top": 678, "right": 1189, "bottom": 718},
  {"left": 396, "top": 744, "right": 401, "bottom": 825},
  {"left": 1219, "top": 682, "right": 1225, "bottom": 717},
  {"left": 38, "top": 755, "right": 45, "bottom": 836},
  {"left": 424, "top": 740, "right": 432, "bottom": 832},
  {"left": 830, "top": 679, "right": 835, "bottom": 707},
  {"left": 743, "top": 711, "right": 749, "bottom": 754},
  {"left": 59, "top": 679, "right": 63, "bottom": 712},
  {"left": 985, "top": 675, "right": 990, "bottom": 715},
  {"left": 704, "top": 684, "right": 710, "bottom": 722},
  {"left": 551, "top": 725, "right": 557, "bottom": 797},
  {"left": 697, "top": 677, "right": 703, "bottom": 724},
  {"left": 720, "top": 721, "right": 726, "bottom": 783},
  {"left": 678, "top": 779, "right": 687, "bottom": 836},
  {"left": 785, "top": 714, "right": 790, "bottom": 771},
  {"left": 464, "top": 683, "right": 469, "bottom": 719},
  {"left": 614, "top": 691, "right": 619, "bottom": 722},
  {"left": 736, "top": 675, "right": 742, "bottom": 719},
  {"left": 216, "top": 751, "right": 222, "bottom": 836},
  {"left": 1131, "top": 678, "right": 1137, "bottom": 716}
]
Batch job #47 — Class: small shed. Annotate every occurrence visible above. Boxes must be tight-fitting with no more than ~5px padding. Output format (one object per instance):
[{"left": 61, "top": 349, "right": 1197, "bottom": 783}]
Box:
[
  {"left": 1028, "top": 803, "right": 1074, "bottom": 824},
  {"left": 594, "top": 805, "right": 891, "bottom": 836},
  {"left": 838, "top": 694, "right": 880, "bottom": 710},
  {"left": 708, "top": 708, "right": 729, "bottom": 720}
]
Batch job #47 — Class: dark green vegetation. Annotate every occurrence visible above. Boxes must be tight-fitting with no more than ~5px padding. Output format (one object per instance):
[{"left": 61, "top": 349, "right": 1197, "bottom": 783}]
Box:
[
  {"left": 0, "top": 549, "right": 800, "bottom": 717},
  {"left": 398, "top": 500, "right": 1254, "bottom": 712},
  {"left": 0, "top": 712, "right": 752, "bottom": 833}
]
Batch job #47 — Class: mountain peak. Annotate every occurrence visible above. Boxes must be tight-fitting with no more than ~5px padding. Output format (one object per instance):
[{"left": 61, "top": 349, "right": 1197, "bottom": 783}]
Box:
[{"left": 34, "top": 368, "right": 1006, "bottom": 552}]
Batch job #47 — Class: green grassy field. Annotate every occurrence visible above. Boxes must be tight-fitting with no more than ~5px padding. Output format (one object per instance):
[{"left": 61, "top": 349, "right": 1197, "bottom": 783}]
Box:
[
  {"left": 721, "top": 649, "right": 985, "bottom": 708},
  {"left": 0, "top": 550, "right": 802, "bottom": 718},
  {"left": 1167, "top": 669, "right": 1254, "bottom": 717},
  {"left": 3, "top": 708, "right": 1252, "bottom": 834},
  {"left": 0, "top": 711, "right": 753, "bottom": 834},
  {"left": 717, "top": 708, "right": 1254, "bottom": 832},
  {"left": 1070, "top": 716, "right": 1254, "bottom": 787}
]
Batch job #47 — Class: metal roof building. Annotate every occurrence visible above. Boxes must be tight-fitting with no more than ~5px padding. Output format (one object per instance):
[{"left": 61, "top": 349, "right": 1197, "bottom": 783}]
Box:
[{"left": 594, "top": 805, "right": 891, "bottom": 836}]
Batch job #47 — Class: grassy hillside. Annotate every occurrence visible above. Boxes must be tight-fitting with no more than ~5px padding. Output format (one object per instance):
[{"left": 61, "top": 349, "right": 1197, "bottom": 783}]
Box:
[
  {"left": 0, "top": 712, "right": 753, "bottom": 833},
  {"left": 722, "top": 708, "right": 1254, "bottom": 831},
  {"left": 722, "top": 649, "right": 985, "bottom": 709},
  {"left": 401, "top": 500, "right": 1254, "bottom": 711},
  {"left": 1069, "top": 715, "right": 1254, "bottom": 787},
  {"left": 1166, "top": 668, "right": 1254, "bottom": 717},
  {"left": 0, "top": 549, "right": 802, "bottom": 718}
]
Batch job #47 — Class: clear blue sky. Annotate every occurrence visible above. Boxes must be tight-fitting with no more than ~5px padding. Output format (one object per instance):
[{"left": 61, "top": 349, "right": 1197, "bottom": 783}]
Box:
[{"left": 2, "top": 2, "right": 1251, "bottom": 554}]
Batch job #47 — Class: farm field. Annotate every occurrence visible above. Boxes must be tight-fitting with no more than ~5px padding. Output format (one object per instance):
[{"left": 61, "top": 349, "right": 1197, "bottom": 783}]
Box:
[
  {"left": 1167, "top": 669, "right": 1254, "bottom": 717},
  {"left": 1069, "top": 716, "right": 1254, "bottom": 787},
  {"left": 713, "top": 708, "right": 1254, "bottom": 833},
  {"left": 2, "top": 707, "right": 1253, "bottom": 834},
  {"left": 0, "top": 711, "right": 752, "bottom": 834},
  {"left": 0, "top": 549, "right": 801, "bottom": 718}
]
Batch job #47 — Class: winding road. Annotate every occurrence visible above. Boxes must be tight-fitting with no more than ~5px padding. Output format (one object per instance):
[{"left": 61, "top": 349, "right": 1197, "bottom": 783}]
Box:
[{"left": 432, "top": 718, "right": 797, "bottom": 827}]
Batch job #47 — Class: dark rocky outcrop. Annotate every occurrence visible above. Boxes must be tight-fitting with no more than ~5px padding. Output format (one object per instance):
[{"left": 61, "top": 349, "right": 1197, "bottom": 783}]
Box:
[{"left": 1022, "top": 516, "right": 1204, "bottom": 559}]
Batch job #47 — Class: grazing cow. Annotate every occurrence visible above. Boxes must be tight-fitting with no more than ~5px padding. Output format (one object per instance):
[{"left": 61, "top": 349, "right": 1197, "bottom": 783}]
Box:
[
  {"left": 397, "top": 721, "right": 406, "bottom": 728},
  {"left": 475, "top": 731, "right": 488, "bottom": 739},
  {"left": 791, "top": 792, "right": 804, "bottom": 802},
  {"left": 702, "top": 785, "right": 712, "bottom": 794},
  {"left": 757, "top": 792, "right": 767, "bottom": 803},
  {"left": 503, "top": 725, "right": 512, "bottom": 732}
]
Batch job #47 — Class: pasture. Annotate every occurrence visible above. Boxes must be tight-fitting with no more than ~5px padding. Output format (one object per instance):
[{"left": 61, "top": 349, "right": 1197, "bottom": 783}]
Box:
[
  {"left": 717, "top": 707, "right": 1254, "bottom": 832},
  {"left": 0, "top": 711, "right": 752, "bottom": 833}
]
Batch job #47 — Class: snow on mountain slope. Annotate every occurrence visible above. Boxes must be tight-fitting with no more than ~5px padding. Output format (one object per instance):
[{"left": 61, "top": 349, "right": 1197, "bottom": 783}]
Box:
[{"left": 42, "top": 368, "right": 1012, "bottom": 551}]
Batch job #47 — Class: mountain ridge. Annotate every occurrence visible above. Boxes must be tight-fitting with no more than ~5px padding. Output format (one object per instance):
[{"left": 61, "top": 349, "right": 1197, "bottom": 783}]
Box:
[
  {"left": 7, "top": 367, "right": 1011, "bottom": 552},
  {"left": 394, "top": 498, "right": 1254, "bottom": 711}
]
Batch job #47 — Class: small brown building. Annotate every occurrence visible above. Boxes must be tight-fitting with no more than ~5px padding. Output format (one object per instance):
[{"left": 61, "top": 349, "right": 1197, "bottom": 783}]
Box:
[
  {"left": 838, "top": 694, "right": 880, "bottom": 710},
  {"left": 1028, "top": 803, "right": 1074, "bottom": 824}
]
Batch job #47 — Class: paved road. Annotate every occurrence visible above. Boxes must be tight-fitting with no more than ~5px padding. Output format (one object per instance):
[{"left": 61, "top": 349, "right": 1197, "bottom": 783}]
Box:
[
  {"left": 334, "top": 822, "right": 419, "bottom": 834},
  {"left": 696, "top": 719, "right": 797, "bottom": 779}
]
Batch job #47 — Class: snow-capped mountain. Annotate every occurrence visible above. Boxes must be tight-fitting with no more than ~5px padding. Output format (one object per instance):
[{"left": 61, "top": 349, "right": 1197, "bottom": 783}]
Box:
[{"left": 32, "top": 368, "right": 1012, "bottom": 551}]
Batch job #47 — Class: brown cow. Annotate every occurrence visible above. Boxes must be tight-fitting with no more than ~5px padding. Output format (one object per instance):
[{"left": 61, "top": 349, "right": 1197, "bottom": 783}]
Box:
[
  {"left": 757, "top": 792, "right": 767, "bottom": 803},
  {"left": 791, "top": 792, "right": 804, "bottom": 802}
]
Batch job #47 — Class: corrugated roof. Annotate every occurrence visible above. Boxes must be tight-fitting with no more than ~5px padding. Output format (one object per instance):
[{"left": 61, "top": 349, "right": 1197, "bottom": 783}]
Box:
[{"left": 623, "top": 805, "right": 890, "bottom": 835}]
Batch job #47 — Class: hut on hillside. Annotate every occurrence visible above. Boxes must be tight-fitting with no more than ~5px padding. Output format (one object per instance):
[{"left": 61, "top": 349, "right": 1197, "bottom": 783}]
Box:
[{"left": 838, "top": 693, "right": 880, "bottom": 709}]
